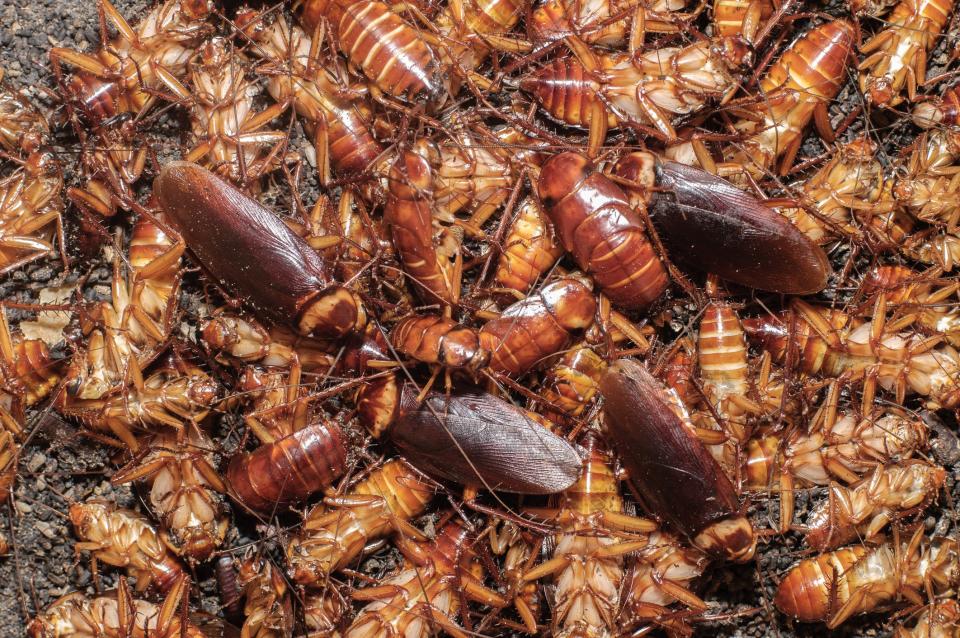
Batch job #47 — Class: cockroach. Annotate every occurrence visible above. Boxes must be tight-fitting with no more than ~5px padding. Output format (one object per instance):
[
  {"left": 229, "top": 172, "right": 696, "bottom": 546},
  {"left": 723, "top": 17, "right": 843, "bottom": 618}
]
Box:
[
  {"left": 384, "top": 149, "right": 462, "bottom": 307},
  {"left": 227, "top": 420, "right": 348, "bottom": 514},
  {"left": 201, "top": 313, "right": 338, "bottom": 372},
  {"left": 112, "top": 427, "right": 229, "bottom": 562},
  {"left": 860, "top": 265, "right": 960, "bottom": 346},
  {"left": 775, "top": 528, "right": 959, "bottom": 627},
  {"left": 613, "top": 151, "right": 832, "bottom": 294},
  {"left": 173, "top": 37, "right": 289, "bottom": 190},
  {"left": 538, "top": 342, "right": 607, "bottom": 421},
  {"left": 236, "top": 555, "right": 294, "bottom": 638},
  {"left": 0, "top": 151, "right": 63, "bottom": 275},
  {"left": 801, "top": 459, "right": 946, "bottom": 550},
  {"left": 61, "top": 212, "right": 183, "bottom": 401},
  {"left": 494, "top": 198, "right": 564, "bottom": 297},
  {"left": 530, "top": 0, "right": 695, "bottom": 48},
  {"left": 287, "top": 458, "right": 436, "bottom": 584},
  {"left": 743, "top": 300, "right": 960, "bottom": 409},
  {"left": 712, "top": 0, "right": 772, "bottom": 43},
  {"left": 28, "top": 574, "right": 203, "bottom": 638},
  {"left": 537, "top": 153, "right": 668, "bottom": 309},
  {"left": 304, "top": 587, "right": 349, "bottom": 637},
  {"left": 0, "top": 431, "right": 17, "bottom": 504},
  {"left": 67, "top": 125, "right": 147, "bottom": 219},
  {"left": 391, "top": 315, "right": 490, "bottom": 372},
  {"left": 522, "top": 39, "right": 745, "bottom": 151},
  {"left": 432, "top": 0, "right": 533, "bottom": 82},
  {"left": 336, "top": 1, "right": 445, "bottom": 103},
  {"left": 724, "top": 19, "right": 855, "bottom": 177},
  {"left": 344, "top": 519, "right": 507, "bottom": 638},
  {"left": 155, "top": 161, "right": 367, "bottom": 339},
  {"left": 0, "top": 308, "right": 63, "bottom": 410},
  {"left": 69, "top": 499, "right": 186, "bottom": 594},
  {"left": 859, "top": 0, "right": 954, "bottom": 106},
  {"left": 485, "top": 520, "right": 541, "bottom": 633},
  {"left": 522, "top": 436, "right": 661, "bottom": 638},
  {"left": 479, "top": 277, "right": 596, "bottom": 377},
  {"left": 895, "top": 600, "right": 960, "bottom": 637},
  {"left": 780, "top": 137, "right": 891, "bottom": 244},
  {"left": 913, "top": 86, "right": 960, "bottom": 128},
  {"left": 384, "top": 382, "right": 582, "bottom": 494},
  {"left": 215, "top": 556, "right": 243, "bottom": 620},
  {"left": 238, "top": 10, "right": 383, "bottom": 186},
  {"left": 600, "top": 359, "right": 757, "bottom": 562},
  {"left": 0, "top": 81, "right": 49, "bottom": 157},
  {"left": 48, "top": 0, "right": 214, "bottom": 128}
]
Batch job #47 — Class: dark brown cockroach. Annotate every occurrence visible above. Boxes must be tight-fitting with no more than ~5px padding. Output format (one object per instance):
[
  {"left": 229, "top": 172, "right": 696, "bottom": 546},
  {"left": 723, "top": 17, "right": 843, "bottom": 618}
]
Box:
[
  {"left": 227, "top": 421, "right": 348, "bottom": 514},
  {"left": 215, "top": 556, "right": 243, "bottom": 620},
  {"left": 384, "top": 383, "right": 582, "bottom": 494},
  {"left": 600, "top": 358, "right": 757, "bottom": 562},
  {"left": 155, "top": 162, "right": 366, "bottom": 339},
  {"left": 479, "top": 277, "right": 597, "bottom": 377},
  {"left": 613, "top": 152, "right": 832, "bottom": 294}
]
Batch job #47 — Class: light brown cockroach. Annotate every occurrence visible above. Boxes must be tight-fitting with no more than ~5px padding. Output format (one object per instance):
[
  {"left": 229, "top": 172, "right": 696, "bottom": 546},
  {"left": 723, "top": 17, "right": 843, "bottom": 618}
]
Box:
[
  {"left": 0, "top": 80, "right": 50, "bottom": 158},
  {"left": 236, "top": 555, "right": 294, "bottom": 638},
  {"left": 0, "top": 151, "right": 64, "bottom": 275},
  {"left": 200, "top": 313, "right": 338, "bottom": 373},
  {"left": 48, "top": 0, "right": 214, "bottom": 129},
  {"left": 620, "top": 529, "right": 709, "bottom": 635},
  {"left": 483, "top": 519, "right": 542, "bottom": 634},
  {"left": 112, "top": 426, "right": 229, "bottom": 562},
  {"left": 521, "top": 37, "right": 747, "bottom": 153},
  {"left": 913, "top": 85, "right": 960, "bottom": 129},
  {"left": 0, "top": 307, "right": 63, "bottom": 411},
  {"left": 523, "top": 436, "right": 703, "bottom": 637},
  {"left": 390, "top": 314, "right": 490, "bottom": 381},
  {"left": 800, "top": 459, "right": 946, "bottom": 550},
  {"left": 69, "top": 498, "right": 186, "bottom": 594},
  {"left": 743, "top": 298, "right": 960, "bottom": 410},
  {"left": 859, "top": 265, "right": 960, "bottom": 346},
  {"left": 66, "top": 125, "right": 147, "bottom": 219},
  {"left": 858, "top": 0, "right": 955, "bottom": 106},
  {"left": 776, "top": 528, "right": 960, "bottom": 628},
  {"left": 287, "top": 458, "right": 436, "bottom": 584},
  {"left": 237, "top": 10, "right": 383, "bottom": 187},
  {"left": 343, "top": 519, "right": 507, "bottom": 638},
  {"left": 779, "top": 137, "right": 892, "bottom": 244},
  {"left": 167, "top": 37, "right": 290, "bottom": 190},
  {"left": 705, "top": 20, "right": 855, "bottom": 178},
  {"left": 538, "top": 342, "right": 607, "bottom": 422},
  {"left": 61, "top": 213, "right": 183, "bottom": 402},
  {"left": 892, "top": 126, "right": 960, "bottom": 244},
  {"left": 303, "top": 587, "right": 349, "bottom": 637},
  {"left": 712, "top": 0, "right": 772, "bottom": 43},
  {"left": 494, "top": 198, "right": 564, "bottom": 297},
  {"left": 895, "top": 600, "right": 960, "bottom": 637},
  {"left": 27, "top": 574, "right": 203, "bottom": 638}
]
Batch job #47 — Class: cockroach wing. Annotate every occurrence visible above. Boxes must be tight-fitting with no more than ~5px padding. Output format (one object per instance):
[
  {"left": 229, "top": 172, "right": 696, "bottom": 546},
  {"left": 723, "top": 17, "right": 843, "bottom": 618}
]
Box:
[
  {"left": 156, "top": 162, "right": 364, "bottom": 337},
  {"left": 600, "top": 359, "right": 740, "bottom": 536},
  {"left": 389, "top": 384, "right": 581, "bottom": 494},
  {"left": 650, "top": 161, "right": 830, "bottom": 294}
]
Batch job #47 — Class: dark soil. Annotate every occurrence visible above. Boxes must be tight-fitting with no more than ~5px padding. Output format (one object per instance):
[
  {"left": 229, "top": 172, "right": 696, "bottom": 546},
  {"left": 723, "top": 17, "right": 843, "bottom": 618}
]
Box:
[{"left": 1, "top": 0, "right": 958, "bottom": 637}]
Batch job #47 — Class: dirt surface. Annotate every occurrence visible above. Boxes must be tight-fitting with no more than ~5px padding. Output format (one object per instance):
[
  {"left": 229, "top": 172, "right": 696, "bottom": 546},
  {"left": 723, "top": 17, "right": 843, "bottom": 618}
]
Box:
[{"left": 1, "top": 0, "right": 959, "bottom": 637}]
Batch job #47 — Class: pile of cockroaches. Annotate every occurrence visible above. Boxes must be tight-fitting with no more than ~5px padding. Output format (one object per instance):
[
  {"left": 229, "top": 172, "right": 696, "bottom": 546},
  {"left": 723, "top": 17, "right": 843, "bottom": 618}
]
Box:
[{"left": 3, "top": 0, "right": 960, "bottom": 633}]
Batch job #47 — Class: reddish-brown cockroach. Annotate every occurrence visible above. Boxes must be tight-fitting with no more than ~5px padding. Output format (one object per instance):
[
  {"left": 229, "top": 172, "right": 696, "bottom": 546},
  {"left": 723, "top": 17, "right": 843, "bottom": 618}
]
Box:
[
  {"left": 215, "top": 555, "right": 243, "bottom": 619},
  {"left": 0, "top": 151, "right": 63, "bottom": 275},
  {"left": 0, "top": 81, "right": 50, "bottom": 157},
  {"left": 801, "top": 460, "right": 946, "bottom": 550},
  {"left": 201, "top": 313, "right": 338, "bottom": 372},
  {"left": 479, "top": 277, "right": 596, "bottom": 377},
  {"left": 69, "top": 499, "right": 186, "bottom": 594},
  {"left": 743, "top": 300, "right": 960, "bottom": 409},
  {"left": 913, "top": 86, "right": 960, "bottom": 128},
  {"left": 724, "top": 19, "right": 855, "bottom": 177},
  {"left": 523, "top": 436, "right": 662, "bottom": 638},
  {"left": 600, "top": 359, "right": 757, "bottom": 562},
  {"left": 112, "top": 427, "right": 229, "bottom": 562},
  {"left": 384, "top": 383, "right": 582, "bottom": 494},
  {"left": 61, "top": 212, "right": 183, "bottom": 401},
  {"left": 494, "top": 198, "right": 564, "bottom": 297},
  {"left": 522, "top": 39, "right": 745, "bottom": 147},
  {"left": 155, "top": 161, "right": 366, "bottom": 339},
  {"left": 895, "top": 600, "right": 960, "bottom": 637},
  {"left": 344, "top": 520, "right": 507, "bottom": 638},
  {"left": 612, "top": 151, "right": 832, "bottom": 294},
  {"left": 775, "top": 529, "right": 959, "bottom": 627},
  {"left": 28, "top": 574, "right": 203, "bottom": 638},
  {"left": 287, "top": 458, "right": 436, "bottom": 584},
  {"left": 236, "top": 555, "right": 294, "bottom": 638},
  {"left": 238, "top": 10, "right": 382, "bottom": 185},
  {"left": 336, "top": 1, "right": 445, "bottom": 103},
  {"left": 384, "top": 149, "right": 462, "bottom": 307},
  {"left": 858, "top": 0, "right": 954, "bottom": 106},
  {"left": 779, "top": 137, "right": 891, "bottom": 244},
  {"left": 538, "top": 342, "right": 607, "bottom": 421},
  {"left": 391, "top": 315, "right": 490, "bottom": 372},
  {"left": 48, "top": 0, "right": 213, "bottom": 128},
  {"left": 67, "top": 126, "right": 147, "bottom": 219}
]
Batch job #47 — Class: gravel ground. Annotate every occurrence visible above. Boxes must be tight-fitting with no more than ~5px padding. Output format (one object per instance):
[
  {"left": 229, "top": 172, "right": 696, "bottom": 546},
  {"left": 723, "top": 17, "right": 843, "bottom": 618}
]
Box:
[{"left": 1, "top": 0, "right": 959, "bottom": 637}]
